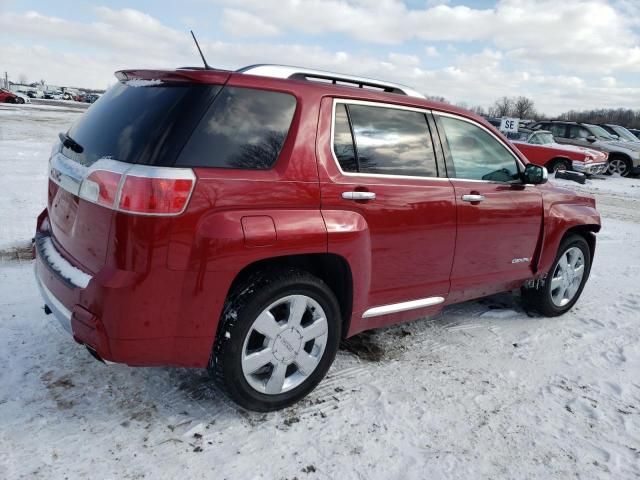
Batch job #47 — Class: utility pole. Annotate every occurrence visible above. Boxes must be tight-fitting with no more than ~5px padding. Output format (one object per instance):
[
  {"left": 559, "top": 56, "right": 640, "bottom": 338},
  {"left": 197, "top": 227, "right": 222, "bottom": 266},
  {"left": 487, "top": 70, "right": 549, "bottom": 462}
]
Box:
[{"left": 3, "top": 72, "right": 7, "bottom": 89}]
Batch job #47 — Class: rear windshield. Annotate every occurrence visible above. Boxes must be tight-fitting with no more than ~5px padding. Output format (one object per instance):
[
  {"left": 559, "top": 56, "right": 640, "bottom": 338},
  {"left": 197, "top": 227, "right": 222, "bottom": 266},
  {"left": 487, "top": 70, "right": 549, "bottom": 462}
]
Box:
[
  {"left": 63, "top": 82, "right": 296, "bottom": 170},
  {"left": 62, "top": 81, "right": 221, "bottom": 166}
]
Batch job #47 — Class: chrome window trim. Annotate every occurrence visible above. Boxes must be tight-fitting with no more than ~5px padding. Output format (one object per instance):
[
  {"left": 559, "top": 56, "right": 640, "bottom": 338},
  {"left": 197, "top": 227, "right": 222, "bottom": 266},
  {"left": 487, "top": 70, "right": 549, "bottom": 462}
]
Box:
[
  {"left": 329, "top": 98, "right": 450, "bottom": 182},
  {"left": 434, "top": 110, "right": 526, "bottom": 173},
  {"left": 363, "top": 296, "right": 445, "bottom": 318}
]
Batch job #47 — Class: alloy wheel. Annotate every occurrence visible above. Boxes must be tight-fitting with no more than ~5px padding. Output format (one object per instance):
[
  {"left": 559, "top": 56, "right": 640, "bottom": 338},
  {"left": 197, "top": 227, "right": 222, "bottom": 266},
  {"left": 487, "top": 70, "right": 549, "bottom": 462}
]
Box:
[
  {"left": 608, "top": 159, "right": 628, "bottom": 176},
  {"left": 241, "top": 294, "right": 328, "bottom": 395},
  {"left": 549, "top": 246, "right": 585, "bottom": 307}
]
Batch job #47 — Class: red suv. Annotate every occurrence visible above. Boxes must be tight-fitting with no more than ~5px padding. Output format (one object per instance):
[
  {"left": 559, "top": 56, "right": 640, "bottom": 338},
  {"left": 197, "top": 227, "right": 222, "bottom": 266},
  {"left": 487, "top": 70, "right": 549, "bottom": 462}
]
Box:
[{"left": 35, "top": 65, "right": 601, "bottom": 411}]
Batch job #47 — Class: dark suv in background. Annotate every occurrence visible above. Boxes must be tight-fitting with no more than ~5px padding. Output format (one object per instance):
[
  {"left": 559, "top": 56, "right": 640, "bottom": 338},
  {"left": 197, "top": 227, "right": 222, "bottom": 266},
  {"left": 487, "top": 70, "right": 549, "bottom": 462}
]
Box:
[{"left": 532, "top": 120, "right": 640, "bottom": 177}]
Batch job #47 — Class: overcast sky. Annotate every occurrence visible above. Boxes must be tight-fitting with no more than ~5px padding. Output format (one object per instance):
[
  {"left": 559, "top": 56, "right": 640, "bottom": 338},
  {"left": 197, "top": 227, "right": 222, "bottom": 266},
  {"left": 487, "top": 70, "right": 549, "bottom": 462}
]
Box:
[{"left": 0, "top": 0, "right": 638, "bottom": 115}]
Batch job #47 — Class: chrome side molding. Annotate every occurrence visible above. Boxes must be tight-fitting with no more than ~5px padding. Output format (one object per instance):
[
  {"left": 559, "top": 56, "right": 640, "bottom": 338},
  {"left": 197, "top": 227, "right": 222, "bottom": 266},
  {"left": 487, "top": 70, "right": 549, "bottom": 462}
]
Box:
[{"left": 362, "top": 296, "right": 445, "bottom": 318}]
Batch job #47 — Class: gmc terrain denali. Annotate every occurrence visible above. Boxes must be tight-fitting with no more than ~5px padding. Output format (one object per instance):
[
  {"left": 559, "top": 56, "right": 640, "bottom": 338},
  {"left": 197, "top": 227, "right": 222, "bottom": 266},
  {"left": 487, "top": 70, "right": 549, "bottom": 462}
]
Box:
[{"left": 35, "top": 65, "right": 601, "bottom": 411}]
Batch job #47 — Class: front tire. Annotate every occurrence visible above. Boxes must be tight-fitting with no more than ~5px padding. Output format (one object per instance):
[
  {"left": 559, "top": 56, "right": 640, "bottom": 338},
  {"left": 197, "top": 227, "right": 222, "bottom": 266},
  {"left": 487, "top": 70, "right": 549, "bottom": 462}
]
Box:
[
  {"left": 522, "top": 235, "right": 591, "bottom": 317},
  {"left": 606, "top": 157, "right": 632, "bottom": 177},
  {"left": 210, "top": 268, "right": 341, "bottom": 411},
  {"left": 16, "top": 97, "right": 25, "bottom": 104},
  {"left": 547, "top": 158, "right": 570, "bottom": 173}
]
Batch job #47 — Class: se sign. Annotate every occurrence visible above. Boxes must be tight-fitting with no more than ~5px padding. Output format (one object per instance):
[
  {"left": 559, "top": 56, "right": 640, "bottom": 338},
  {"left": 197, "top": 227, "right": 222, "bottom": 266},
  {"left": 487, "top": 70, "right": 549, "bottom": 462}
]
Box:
[{"left": 500, "top": 118, "right": 519, "bottom": 133}]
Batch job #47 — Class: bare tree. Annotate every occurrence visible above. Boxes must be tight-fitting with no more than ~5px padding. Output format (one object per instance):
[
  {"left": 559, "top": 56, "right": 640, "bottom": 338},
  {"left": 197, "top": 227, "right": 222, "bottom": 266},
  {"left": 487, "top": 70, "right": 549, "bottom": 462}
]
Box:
[
  {"left": 491, "top": 96, "right": 514, "bottom": 117},
  {"left": 513, "top": 96, "right": 536, "bottom": 119},
  {"left": 18, "top": 73, "right": 28, "bottom": 85}
]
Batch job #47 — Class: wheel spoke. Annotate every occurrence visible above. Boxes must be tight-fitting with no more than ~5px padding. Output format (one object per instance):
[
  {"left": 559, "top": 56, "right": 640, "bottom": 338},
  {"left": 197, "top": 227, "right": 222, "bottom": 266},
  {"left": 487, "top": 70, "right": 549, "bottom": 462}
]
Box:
[
  {"left": 550, "top": 275, "right": 563, "bottom": 291},
  {"left": 265, "top": 362, "right": 287, "bottom": 394},
  {"left": 253, "top": 310, "right": 280, "bottom": 339},
  {"left": 302, "top": 318, "right": 328, "bottom": 341},
  {"left": 242, "top": 348, "right": 273, "bottom": 374},
  {"left": 573, "top": 264, "right": 584, "bottom": 277},
  {"left": 295, "top": 351, "right": 318, "bottom": 376},
  {"left": 557, "top": 255, "right": 569, "bottom": 272},
  {"left": 287, "top": 296, "right": 308, "bottom": 327}
]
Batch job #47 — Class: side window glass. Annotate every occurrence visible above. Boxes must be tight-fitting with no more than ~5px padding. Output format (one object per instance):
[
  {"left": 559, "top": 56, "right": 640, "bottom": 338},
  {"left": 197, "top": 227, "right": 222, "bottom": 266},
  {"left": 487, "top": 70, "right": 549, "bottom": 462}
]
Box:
[
  {"left": 439, "top": 115, "right": 519, "bottom": 182},
  {"left": 546, "top": 124, "right": 562, "bottom": 137},
  {"left": 177, "top": 87, "right": 296, "bottom": 169},
  {"left": 346, "top": 104, "right": 438, "bottom": 177},
  {"left": 332, "top": 104, "right": 358, "bottom": 172}
]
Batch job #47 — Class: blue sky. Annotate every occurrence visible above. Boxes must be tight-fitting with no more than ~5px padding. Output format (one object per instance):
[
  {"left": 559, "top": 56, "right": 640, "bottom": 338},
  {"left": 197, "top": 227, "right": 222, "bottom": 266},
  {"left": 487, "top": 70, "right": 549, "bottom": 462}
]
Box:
[{"left": 1, "top": 0, "right": 638, "bottom": 115}]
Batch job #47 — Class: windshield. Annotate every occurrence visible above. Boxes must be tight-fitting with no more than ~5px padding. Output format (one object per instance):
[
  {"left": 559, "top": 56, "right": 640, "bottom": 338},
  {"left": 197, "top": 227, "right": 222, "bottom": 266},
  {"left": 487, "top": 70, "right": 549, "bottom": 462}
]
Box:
[
  {"left": 585, "top": 124, "right": 615, "bottom": 140},
  {"left": 611, "top": 125, "right": 639, "bottom": 142},
  {"left": 528, "top": 132, "right": 554, "bottom": 145}
]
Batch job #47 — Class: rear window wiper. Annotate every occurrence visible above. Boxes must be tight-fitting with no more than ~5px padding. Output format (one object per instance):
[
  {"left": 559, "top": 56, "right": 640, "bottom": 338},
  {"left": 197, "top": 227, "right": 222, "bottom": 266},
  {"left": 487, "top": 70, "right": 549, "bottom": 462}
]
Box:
[{"left": 59, "top": 132, "right": 84, "bottom": 154}]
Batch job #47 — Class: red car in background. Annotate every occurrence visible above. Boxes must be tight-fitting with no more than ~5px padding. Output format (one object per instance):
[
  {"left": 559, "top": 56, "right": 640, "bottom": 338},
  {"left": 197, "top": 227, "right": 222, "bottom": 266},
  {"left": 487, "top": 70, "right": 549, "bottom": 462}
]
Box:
[
  {"left": 0, "top": 88, "right": 27, "bottom": 104},
  {"left": 511, "top": 128, "right": 608, "bottom": 175}
]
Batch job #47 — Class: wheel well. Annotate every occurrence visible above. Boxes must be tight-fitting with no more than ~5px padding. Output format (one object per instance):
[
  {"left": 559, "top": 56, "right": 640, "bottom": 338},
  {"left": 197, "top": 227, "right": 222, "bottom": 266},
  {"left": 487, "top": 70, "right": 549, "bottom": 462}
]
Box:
[
  {"left": 563, "top": 225, "right": 599, "bottom": 261},
  {"left": 227, "top": 254, "right": 353, "bottom": 338},
  {"left": 546, "top": 157, "right": 571, "bottom": 169},
  {"left": 609, "top": 152, "right": 632, "bottom": 164}
]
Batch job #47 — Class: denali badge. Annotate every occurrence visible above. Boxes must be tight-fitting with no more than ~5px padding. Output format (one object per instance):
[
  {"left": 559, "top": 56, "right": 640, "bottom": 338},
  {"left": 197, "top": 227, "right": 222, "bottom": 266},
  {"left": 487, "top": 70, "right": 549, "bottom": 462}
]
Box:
[{"left": 512, "top": 257, "right": 530, "bottom": 264}]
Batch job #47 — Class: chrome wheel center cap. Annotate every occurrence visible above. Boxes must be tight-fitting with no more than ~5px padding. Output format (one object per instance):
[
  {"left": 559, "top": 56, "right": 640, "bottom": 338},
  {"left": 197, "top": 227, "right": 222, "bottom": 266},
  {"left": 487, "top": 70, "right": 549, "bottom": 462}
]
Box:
[{"left": 272, "top": 328, "right": 303, "bottom": 362}]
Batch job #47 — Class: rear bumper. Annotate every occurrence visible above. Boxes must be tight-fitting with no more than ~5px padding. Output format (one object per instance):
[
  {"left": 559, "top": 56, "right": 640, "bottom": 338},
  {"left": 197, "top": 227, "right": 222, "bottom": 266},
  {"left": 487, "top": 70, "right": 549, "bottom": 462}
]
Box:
[
  {"left": 34, "top": 268, "right": 72, "bottom": 334},
  {"left": 33, "top": 215, "right": 216, "bottom": 368}
]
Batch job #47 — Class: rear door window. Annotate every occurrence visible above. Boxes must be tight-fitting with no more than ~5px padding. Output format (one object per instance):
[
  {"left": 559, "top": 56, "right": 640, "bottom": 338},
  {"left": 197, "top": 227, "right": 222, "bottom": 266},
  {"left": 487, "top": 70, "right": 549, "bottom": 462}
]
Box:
[
  {"left": 177, "top": 87, "right": 297, "bottom": 169},
  {"left": 333, "top": 103, "right": 438, "bottom": 177}
]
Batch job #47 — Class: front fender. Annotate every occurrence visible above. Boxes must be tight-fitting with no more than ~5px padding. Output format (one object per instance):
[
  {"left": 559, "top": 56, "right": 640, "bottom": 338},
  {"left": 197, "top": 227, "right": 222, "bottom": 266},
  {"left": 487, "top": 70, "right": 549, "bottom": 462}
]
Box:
[{"left": 536, "top": 201, "right": 600, "bottom": 276}]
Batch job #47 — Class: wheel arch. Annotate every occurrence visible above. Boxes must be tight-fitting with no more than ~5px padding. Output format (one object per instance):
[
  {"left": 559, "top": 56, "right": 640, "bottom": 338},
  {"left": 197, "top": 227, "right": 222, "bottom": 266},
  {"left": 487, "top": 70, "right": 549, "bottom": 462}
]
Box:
[
  {"left": 561, "top": 224, "right": 599, "bottom": 262},
  {"left": 545, "top": 156, "right": 572, "bottom": 170},
  {"left": 223, "top": 253, "right": 354, "bottom": 339}
]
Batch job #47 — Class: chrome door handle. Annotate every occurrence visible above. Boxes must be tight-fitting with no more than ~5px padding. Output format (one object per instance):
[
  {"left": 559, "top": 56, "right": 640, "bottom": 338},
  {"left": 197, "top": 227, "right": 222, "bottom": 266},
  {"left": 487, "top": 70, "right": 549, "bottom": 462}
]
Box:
[
  {"left": 461, "top": 194, "right": 485, "bottom": 203},
  {"left": 342, "top": 191, "right": 376, "bottom": 201}
]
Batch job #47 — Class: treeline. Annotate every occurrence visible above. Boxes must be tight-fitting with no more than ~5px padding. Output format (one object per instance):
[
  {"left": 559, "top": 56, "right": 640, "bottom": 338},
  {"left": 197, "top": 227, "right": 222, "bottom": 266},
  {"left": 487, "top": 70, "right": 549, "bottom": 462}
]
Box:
[
  {"left": 428, "top": 95, "right": 539, "bottom": 120},
  {"left": 557, "top": 109, "right": 640, "bottom": 129}
]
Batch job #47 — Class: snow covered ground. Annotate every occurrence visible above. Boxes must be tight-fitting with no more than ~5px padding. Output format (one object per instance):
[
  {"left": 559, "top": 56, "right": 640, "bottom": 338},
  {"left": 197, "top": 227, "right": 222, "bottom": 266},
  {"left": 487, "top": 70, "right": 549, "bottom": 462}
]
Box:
[{"left": 1, "top": 104, "right": 639, "bottom": 479}]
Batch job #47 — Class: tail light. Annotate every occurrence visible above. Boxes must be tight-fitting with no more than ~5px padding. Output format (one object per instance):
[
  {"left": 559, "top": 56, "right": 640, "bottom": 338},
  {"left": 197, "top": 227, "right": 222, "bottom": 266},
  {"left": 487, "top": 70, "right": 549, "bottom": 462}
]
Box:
[{"left": 79, "top": 162, "right": 195, "bottom": 216}]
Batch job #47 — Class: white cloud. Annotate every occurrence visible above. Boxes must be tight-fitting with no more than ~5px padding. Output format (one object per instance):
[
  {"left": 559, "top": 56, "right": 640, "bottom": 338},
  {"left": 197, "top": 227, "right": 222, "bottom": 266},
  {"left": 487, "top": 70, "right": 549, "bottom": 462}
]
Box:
[
  {"left": 424, "top": 46, "right": 439, "bottom": 58},
  {"left": 222, "top": 9, "right": 280, "bottom": 37},
  {"left": 214, "top": 0, "right": 640, "bottom": 74},
  {"left": 0, "top": 5, "right": 639, "bottom": 115}
]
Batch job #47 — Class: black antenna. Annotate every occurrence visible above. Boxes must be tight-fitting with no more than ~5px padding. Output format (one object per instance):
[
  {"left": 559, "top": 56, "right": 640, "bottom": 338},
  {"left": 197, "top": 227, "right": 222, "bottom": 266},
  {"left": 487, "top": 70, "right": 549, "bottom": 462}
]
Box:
[{"left": 190, "top": 30, "right": 212, "bottom": 70}]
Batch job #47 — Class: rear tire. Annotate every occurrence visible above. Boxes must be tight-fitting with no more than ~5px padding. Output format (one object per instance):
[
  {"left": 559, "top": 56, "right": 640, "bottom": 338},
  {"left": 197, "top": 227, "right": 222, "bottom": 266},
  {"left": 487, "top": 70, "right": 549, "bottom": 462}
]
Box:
[
  {"left": 522, "top": 235, "right": 591, "bottom": 317},
  {"left": 210, "top": 268, "right": 341, "bottom": 411},
  {"left": 16, "top": 97, "right": 25, "bottom": 104}
]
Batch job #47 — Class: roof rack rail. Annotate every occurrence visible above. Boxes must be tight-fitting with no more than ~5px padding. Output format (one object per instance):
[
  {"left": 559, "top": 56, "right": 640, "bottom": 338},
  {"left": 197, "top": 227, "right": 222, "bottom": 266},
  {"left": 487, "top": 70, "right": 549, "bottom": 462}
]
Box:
[{"left": 237, "top": 64, "right": 425, "bottom": 99}]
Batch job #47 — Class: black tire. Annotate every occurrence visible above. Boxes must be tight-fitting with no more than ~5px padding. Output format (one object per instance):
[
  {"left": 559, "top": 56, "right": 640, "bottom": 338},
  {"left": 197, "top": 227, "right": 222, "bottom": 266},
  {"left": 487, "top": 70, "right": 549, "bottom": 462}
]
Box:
[
  {"left": 606, "top": 157, "right": 632, "bottom": 177},
  {"left": 210, "top": 268, "right": 342, "bottom": 411},
  {"left": 522, "top": 235, "right": 591, "bottom": 317},
  {"left": 547, "top": 158, "right": 570, "bottom": 173},
  {"left": 16, "top": 97, "right": 25, "bottom": 104}
]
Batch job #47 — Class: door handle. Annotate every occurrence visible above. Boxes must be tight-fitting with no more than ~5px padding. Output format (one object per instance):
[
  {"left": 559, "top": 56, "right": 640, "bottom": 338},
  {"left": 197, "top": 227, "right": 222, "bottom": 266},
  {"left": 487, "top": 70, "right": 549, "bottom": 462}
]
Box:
[
  {"left": 342, "top": 191, "right": 376, "bottom": 201},
  {"left": 461, "top": 194, "right": 485, "bottom": 203}
]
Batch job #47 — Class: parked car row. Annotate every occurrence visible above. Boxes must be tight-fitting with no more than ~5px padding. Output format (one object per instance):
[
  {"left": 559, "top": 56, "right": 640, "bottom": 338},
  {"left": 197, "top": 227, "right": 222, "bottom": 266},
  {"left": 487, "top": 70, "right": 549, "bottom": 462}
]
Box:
[{"left": 531, "top": 121, "right": 640, "bottom": 177}]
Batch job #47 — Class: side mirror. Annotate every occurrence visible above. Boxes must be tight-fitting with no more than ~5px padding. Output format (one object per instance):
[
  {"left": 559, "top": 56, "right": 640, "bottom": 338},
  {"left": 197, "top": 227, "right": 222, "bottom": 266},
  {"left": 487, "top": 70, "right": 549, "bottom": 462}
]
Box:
[
  {"left": 586, "top": 135, "right": 597, "bottom": 143},
  {"left": 523, "top": 164, "right": 548, "bottom": 185}
]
